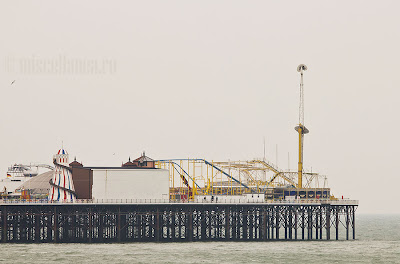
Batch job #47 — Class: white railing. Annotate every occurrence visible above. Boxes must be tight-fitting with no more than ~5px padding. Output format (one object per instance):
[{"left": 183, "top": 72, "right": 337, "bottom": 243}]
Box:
[
  {"left": 0, "top": 198, "right": 359, "bottom": 205},
  {"left": 77, "top": 199, "right": 172, "bottom": 204},
  {"left": 0, "top": 199, "right": 50, "bottom": 204},
  {"left": 329, "top": 199, "right": 359, "bottom": 205},
  {"left": 264, "top": 199, "right": 358, "bottom": 205}
]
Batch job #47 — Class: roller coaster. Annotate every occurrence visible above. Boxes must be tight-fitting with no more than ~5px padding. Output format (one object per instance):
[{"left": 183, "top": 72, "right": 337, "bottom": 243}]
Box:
[
  {"left": 155, "top": 65, "right": 333, "bottom": 202},
  {"left": 155, "top": 158, "right": 330, "bottom": 201}
]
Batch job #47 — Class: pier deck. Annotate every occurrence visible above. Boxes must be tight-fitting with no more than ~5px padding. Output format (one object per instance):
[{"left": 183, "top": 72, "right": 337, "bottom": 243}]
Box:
[{"left": 0, "top": 202, "right": 357, "bottom": 243}]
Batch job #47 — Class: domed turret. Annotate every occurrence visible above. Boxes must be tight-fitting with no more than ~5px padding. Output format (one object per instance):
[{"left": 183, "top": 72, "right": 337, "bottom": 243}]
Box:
[{"left": 54, "top": 148, "right": 69, "bottom": 165}]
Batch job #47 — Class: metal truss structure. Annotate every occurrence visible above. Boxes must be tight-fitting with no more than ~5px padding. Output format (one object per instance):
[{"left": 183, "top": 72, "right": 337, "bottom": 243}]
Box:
[
  {"left": 155, "top": 159, "right": 329, "bottom": 199},
  {"left": 0, "top": 203, "right": 356, "bottom": 242}
]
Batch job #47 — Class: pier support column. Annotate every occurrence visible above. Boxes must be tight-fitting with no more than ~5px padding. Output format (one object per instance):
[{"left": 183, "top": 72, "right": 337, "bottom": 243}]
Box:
[
  {"left": 267, "top": 209, "right": 270, "bottom": 240},
  {"left": 352, "top": 206, "right": 356, "bottom": 240},
  {"left": 53, "top": 206, "right": 58, "bottom": 243},
  {"left": 335, "top": 208, "right": 339, "bottom": 240},
  {"left": 243, "top": 210, "right": 248, "bottom": 240},
  {"left": 172, "top": 210, "right": 176, "bottom": 241},
  {"left": 301, "top": 209, "right": 305, "bottom": 240},
  {"left": 201, "top": 210, "right": 206, "bottom": 240},
  {"left": 346, "top": 206, "right": 349, "bottom": 240},
  {"left": 188, "top": 210, "right": 193, "bottom": 242},
  {"left": 284, "top": 209, "right": 288, "bottom": 240},
  {"left": 46, "top": 211, "right": 52, "bottom": 242},
  {"left": 88, "top": 207, "right": 92, "bottom": 243},
  {"left": 270, "top": 209, "right": 274, "bottom": 240},
  {"left": 35, "top": 212, "right": 40, "bottom": 242},
  {"left": 315, "top": 210, "right": 319, "bottom": 240},
  {"left": 275, "top": 207, "right": 279, "bottom": 240},
  {"left": 2, "top": 207, "right": 7, "bottom": 242},
  {"left": 294, "top": 208, "right": 298, "bottom": 240},
  {"left": 99, "top": 211, "right": 104, "bottom": 242},
  {"left": 307, "top": 208, "right": 312, "bottom": 240},
  {"left": 319, "top": 209, "right": 323, "bottom": 240},
  {"left": 156, "top": 208, "right": 160, "bottom": 242},
  {"left": 326, "top": 206, "right": 330, "bottom": 240},
  {"left": 262, "top": 210, "right": 267, "bottom": 240},
  {"left": 177, "top": 212, "right": 182, "bottom": 240},
  {"left": 225, "top": 207, "right": 230, "bottom": 240},
  {"left": 288, "top": 207, "right": 293, "bottom": 240},
  {"left": 71, "top": 213, "right": 76, "bottom": 242},
  {"left": 117, "top": 207, "right": 121, "bottom": 242}
]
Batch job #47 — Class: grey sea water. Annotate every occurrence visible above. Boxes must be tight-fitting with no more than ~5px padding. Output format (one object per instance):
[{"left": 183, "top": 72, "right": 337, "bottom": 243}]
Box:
[{"left": 0, "top": 214, "right": 398, "bottom": 264}]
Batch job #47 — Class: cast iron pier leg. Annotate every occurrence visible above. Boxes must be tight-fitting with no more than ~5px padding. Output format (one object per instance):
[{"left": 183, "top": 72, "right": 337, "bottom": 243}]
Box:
[
  {"left": 352, "top": 206, "right": 356, "bottom": 240},
  {"left": 54, "top": 206, "right": 58, "bottom": 243},
  {"left": 302, "top": 209, "right": 305, "bottom": 240},
  {"left": 336, "top": 208, "right": 339, "bottom": 240},
  {"left": 326, "top": 206, "right": 330, "bottom": 240},
  {"left": 346, "top": 206, "right": 349, "bottom": 240},
  {"left": 275, "top": 207, "right": 279, "bottom": 240},
  {"left": 2, "top": 207, "right": 7, "bottom": 242}
]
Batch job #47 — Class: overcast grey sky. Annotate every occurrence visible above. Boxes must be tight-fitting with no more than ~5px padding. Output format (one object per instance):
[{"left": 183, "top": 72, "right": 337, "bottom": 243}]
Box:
[{"left": 1, "top": 1, "right": 399, "bottom": 213}]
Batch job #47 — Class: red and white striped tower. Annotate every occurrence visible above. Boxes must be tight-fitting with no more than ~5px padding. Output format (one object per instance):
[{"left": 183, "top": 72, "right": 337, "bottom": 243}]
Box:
[{"left": 48, "top": 148, "right": 76, "bottom": 202}]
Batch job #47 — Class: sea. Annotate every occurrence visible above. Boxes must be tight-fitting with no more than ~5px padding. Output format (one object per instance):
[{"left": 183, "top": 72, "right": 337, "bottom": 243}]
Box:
[{"left": 0, "top": 214, "right": 398, "bottom": 264}]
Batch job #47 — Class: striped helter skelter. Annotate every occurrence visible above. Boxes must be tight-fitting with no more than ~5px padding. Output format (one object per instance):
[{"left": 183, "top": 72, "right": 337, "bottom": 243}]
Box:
[{"left": 48, "top": 148, "right": 76, "bottom": 202}]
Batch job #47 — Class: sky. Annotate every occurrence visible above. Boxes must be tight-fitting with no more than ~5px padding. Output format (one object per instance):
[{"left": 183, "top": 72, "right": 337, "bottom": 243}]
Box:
[{"left": 1, "top": 0, "right": 399, "bottom": 214}]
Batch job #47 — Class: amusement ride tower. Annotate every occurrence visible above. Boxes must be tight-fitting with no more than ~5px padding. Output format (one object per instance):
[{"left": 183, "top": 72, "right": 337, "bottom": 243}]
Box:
[
  {"left": 295, "top": 64, "right": 309, "bottom": 189},
  {"left": 48, "top": 148, "right": 76, "bottom": 202}
]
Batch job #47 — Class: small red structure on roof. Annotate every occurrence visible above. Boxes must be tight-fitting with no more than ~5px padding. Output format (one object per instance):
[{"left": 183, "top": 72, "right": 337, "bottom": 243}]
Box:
[
  {"left": 69, "top": 157, "right": 83, "bottom": 168},
  {"left": 122, "top": 157, "right": 137, "bottom": 168},
  {"left": 121, "top": 152, "right": 155, "bottom": 168}
]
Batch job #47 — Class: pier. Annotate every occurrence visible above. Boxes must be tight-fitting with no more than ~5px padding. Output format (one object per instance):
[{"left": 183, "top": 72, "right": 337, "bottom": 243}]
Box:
[{"left": 0, "top": 201, "right": 357, "bottom": 243}]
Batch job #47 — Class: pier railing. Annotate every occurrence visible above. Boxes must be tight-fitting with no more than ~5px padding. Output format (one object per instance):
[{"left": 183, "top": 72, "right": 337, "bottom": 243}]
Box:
[{"left": 0, "top": 198, "right": 358, "bottom": 205}]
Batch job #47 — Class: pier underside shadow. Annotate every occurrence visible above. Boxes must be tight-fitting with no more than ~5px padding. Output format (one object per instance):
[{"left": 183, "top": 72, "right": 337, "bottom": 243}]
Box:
[{"left": 0, "top": 203, "right": 356, "bottom": 243}]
